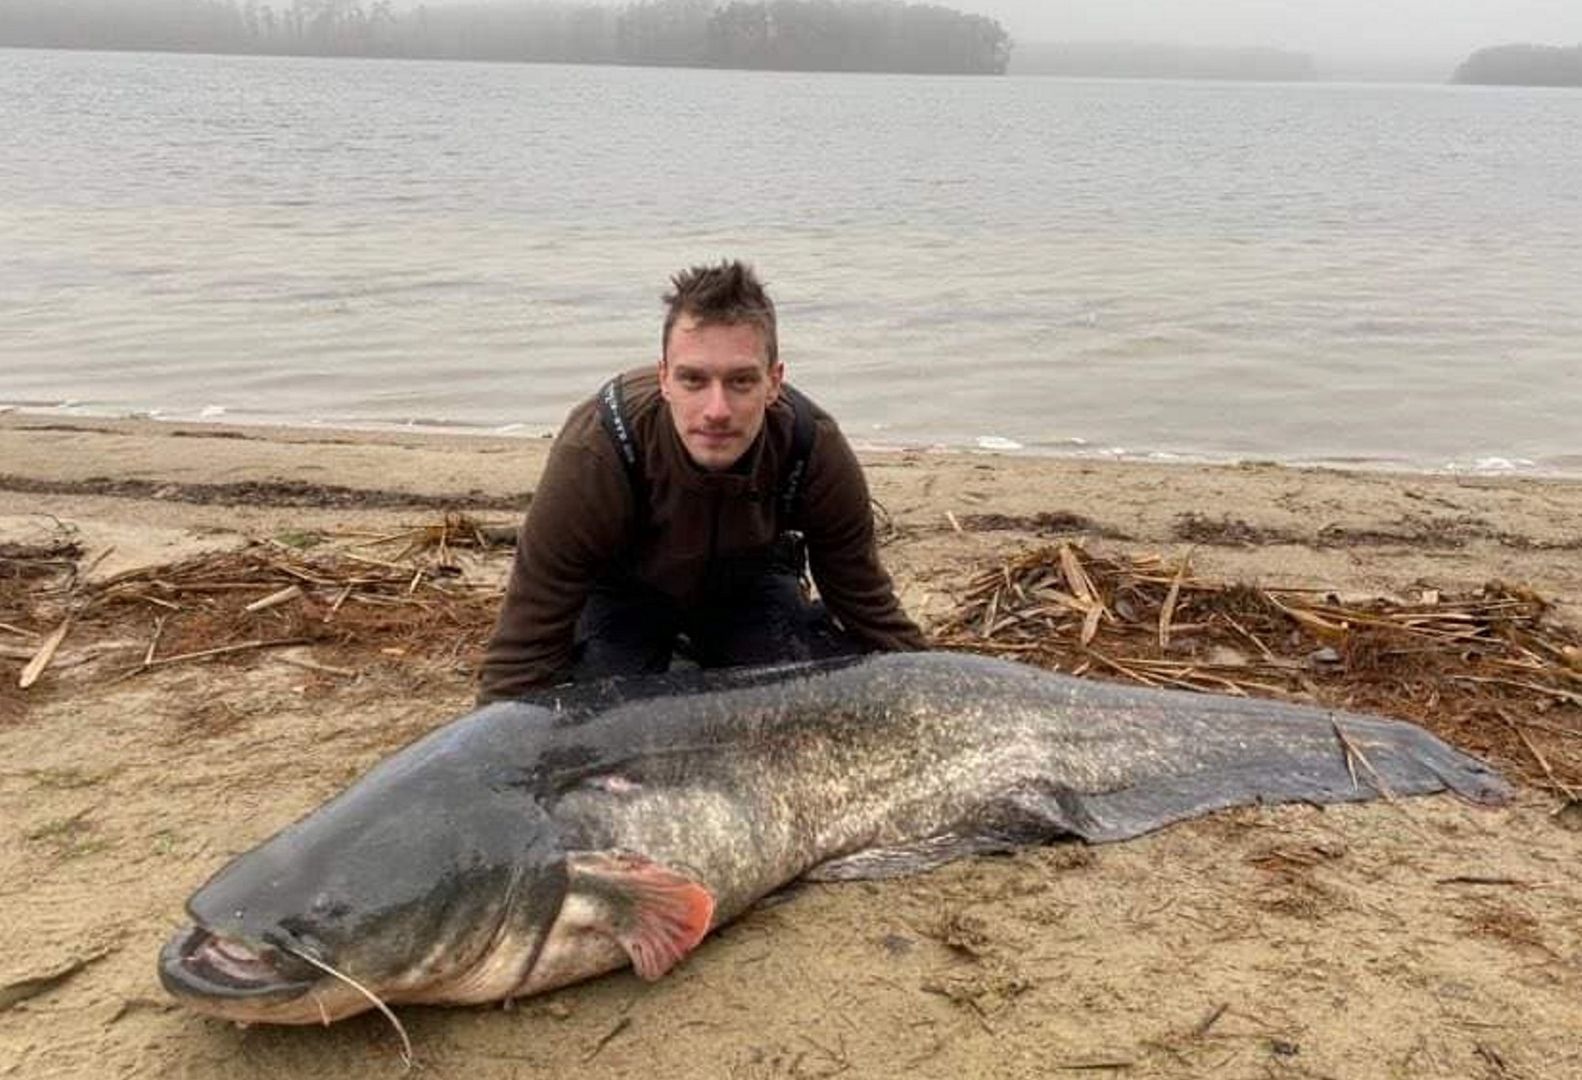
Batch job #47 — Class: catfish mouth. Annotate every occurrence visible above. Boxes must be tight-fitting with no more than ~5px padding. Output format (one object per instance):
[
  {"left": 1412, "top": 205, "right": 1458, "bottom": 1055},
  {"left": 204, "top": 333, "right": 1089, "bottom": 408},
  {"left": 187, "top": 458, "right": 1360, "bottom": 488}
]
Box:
[{"left": 159, "top": 925, "right": 320, "bottom": 1002}]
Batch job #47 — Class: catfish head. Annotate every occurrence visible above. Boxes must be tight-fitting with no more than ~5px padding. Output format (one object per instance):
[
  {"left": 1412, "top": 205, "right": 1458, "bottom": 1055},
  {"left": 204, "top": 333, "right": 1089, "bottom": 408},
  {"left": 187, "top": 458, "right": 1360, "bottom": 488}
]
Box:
[{"left": 159, "top": 702, "right": 715, "bottom": 1026}]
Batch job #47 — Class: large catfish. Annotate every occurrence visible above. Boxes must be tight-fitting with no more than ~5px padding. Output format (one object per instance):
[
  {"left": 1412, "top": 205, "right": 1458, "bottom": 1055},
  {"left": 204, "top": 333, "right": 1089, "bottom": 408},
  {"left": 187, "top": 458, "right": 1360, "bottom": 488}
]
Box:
[{"left": 160, "top": 652, "right": 1506, "bottom": 1028}]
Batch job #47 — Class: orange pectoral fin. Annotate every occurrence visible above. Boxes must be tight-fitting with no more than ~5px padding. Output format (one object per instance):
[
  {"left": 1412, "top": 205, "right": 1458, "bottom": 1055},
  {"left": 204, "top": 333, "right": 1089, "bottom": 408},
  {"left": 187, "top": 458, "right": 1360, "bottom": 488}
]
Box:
[{"left": 565, "top": 851, "right": 716, "bottom": 981}]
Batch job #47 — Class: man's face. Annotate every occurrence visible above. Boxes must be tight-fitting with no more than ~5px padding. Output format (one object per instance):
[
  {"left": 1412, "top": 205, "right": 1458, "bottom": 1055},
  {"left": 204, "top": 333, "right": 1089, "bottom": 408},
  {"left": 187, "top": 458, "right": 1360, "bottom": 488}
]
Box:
[{"left": 659, "top": 315, "right": 783, "bottom": 471}]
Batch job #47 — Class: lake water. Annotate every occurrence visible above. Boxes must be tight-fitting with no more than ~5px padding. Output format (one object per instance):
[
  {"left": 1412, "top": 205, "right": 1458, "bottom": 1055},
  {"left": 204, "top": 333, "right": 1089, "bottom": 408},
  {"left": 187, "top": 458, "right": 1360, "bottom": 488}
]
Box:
[{"left": 3, "top": 47, "right": 1580, "bottom": 474}]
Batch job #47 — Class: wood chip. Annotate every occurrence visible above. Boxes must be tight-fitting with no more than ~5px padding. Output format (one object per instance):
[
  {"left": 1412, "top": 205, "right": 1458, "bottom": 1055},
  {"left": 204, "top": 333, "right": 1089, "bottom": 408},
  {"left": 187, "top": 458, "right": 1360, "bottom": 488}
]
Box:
[
  {"left": 242, "top": 584, "right": 303, "bottom": 613},
  {"left": 1058, "top": 544, "right": 1095, "bottom": 606},
  {"left": 19, "top": 617, "right": 72, "bottom": 689},
  {"left": 1080, "top": 605, "right": 1103, "bottom": 647}
]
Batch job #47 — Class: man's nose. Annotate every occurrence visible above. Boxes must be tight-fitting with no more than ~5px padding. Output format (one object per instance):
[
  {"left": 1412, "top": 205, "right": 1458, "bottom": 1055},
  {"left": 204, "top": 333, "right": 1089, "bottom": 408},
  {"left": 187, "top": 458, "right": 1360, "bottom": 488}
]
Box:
[{"left": 701, "top": 382, "right": 731, "bottom": 421}]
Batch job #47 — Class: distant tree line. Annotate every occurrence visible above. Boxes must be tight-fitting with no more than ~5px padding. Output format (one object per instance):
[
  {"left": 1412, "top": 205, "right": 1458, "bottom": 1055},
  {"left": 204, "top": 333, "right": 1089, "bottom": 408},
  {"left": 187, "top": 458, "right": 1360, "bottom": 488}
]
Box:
[
  {"left": 1010, "top": 41, "right": 1315, "bottom": 82},
  {"left": 0, "top": 0, "right": 1010, "bottom": 74},
  {"left": 1452, "top": 43, "right": 1582, "bottom": 87}
]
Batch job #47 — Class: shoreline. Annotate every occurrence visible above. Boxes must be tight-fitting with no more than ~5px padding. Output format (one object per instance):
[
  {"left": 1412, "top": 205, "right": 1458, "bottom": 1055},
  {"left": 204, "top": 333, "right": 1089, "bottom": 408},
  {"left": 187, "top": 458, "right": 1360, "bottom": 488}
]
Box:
[
  {"left": 4, "top": 406, "right": 1578, "bottom": 483},
  {"left": 4, "top": 410, "right": 1580, "bottom": 635}
]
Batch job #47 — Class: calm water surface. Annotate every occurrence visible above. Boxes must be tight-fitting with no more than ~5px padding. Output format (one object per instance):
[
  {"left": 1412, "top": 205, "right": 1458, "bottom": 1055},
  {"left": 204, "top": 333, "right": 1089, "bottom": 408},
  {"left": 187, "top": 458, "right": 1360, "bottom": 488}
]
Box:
[{"left": 3, "top": 48, "right": 1580, "bottom": 473}]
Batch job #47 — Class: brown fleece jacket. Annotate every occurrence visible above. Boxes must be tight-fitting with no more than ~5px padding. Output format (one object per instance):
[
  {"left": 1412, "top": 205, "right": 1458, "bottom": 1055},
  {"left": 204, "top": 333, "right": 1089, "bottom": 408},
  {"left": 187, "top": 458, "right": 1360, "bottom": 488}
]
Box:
[{"left": 477, "top": 367, "right": 926, "bottom": 700}]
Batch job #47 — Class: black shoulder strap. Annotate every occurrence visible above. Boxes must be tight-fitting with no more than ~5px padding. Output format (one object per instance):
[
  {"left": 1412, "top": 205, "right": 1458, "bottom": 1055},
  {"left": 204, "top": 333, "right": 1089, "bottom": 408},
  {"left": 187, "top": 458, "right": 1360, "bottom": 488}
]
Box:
[
  {"left": 776, "top": 383, "right": 816, "bottom": 525},
  {"left": 595, "top": 375, "right": 644, "bottom": 506},
  {"left": 598, "top": 374, "right": 815, "bottom": 526}
]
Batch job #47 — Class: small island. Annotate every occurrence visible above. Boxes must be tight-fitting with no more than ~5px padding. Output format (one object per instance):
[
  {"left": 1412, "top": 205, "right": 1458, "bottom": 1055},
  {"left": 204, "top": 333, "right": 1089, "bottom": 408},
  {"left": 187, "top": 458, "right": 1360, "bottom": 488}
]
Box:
[
  {"left": 1452, "top": 43, "right": 1582, "bottom": 87},
  {"left": 0, "top": 0, "right": 1011, "bottom": 75}
]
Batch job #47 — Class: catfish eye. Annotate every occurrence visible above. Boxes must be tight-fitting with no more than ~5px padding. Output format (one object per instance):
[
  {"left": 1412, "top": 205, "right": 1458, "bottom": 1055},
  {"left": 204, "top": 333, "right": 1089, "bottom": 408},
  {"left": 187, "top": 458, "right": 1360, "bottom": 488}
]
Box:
[{"left": 309, "top": 892, "right": 348, "bottom": 919}]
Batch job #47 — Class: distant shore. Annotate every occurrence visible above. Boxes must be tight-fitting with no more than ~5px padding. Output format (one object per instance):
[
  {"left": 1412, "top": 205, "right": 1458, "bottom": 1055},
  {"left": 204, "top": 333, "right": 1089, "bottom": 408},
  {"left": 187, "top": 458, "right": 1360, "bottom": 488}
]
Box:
[
  {"left": 0, "top": 0, "right": 1010, "bottom": 75},
  {"left": 1453, "top": 43, "right": 1582, "bottom": 87}
]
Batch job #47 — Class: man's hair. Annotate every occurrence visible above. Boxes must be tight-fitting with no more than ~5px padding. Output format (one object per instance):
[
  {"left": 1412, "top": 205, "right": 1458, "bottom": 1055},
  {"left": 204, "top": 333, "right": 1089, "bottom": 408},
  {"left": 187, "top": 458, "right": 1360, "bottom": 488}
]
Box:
[{"left": 662, "top": 260, "right": 778, "bottom": 366}]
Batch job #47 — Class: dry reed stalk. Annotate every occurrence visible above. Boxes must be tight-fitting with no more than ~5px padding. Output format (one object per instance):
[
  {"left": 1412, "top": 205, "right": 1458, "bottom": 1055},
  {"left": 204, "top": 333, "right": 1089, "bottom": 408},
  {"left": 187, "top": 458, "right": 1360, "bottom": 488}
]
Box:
[
  {"left": 1452, "top": 676, "right": 1582, "bottom": 707},
  {"left": 1498, "top": 710, "right": 1577, "bottom": 799},
  {"left": 19, "top": 617, "right": 72, "bottom": 689},
  {"left": 335, "top": 551, "right": 409, "bottom": 572},
  {"left": 1158, "top": 557, "right": 1187, "bottom": 650},
  {"left": 243, "top": 585, "right": 303, "bottom": 614},
  {"left": 276, "top": 655, "right": 359, "bottom": 679},
  {"left": 142, "top": 638, "right": 313, "bottom": 670},
  {"left": 327, "top": 584, "right": 353, "bottom": 618},
  {"left": 143, "top": 614, "right": 169, "bottom": 667},
  {"left": 135, "top": 595, "right": 182, "bottom": 612}
]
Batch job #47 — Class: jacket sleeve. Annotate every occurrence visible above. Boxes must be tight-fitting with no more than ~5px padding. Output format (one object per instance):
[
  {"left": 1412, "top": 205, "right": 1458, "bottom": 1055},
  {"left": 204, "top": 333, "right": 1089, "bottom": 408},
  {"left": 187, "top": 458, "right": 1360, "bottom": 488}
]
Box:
[
  {"left": 800, "top": 422, "right": 929, "bottom": 652},
  {"left": 476, "top": 428, "right": 634, "bottom": 702}
]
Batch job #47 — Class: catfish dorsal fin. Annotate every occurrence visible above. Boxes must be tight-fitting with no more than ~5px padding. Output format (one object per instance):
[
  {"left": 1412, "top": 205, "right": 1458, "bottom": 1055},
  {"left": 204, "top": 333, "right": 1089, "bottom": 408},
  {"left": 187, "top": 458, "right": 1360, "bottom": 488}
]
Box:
[{"left": 565, "top": 851, "right": 715, "bottom": 981}]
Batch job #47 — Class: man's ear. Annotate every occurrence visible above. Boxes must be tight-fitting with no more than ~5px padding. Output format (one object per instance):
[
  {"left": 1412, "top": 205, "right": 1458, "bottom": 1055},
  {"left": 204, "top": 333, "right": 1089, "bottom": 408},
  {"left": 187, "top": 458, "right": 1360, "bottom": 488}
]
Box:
[
  {"left": 766, "top": 361, "right": 786, "bottom": 405},
  {"left": 657, "top": 356, "right": 671, "bottom": 401}
]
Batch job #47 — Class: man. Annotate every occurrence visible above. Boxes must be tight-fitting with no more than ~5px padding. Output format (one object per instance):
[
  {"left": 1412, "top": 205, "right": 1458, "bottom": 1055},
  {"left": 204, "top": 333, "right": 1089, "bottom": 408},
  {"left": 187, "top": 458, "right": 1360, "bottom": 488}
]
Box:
[{"left": 477, "top": 260, "right": 926, "bottom": 702}]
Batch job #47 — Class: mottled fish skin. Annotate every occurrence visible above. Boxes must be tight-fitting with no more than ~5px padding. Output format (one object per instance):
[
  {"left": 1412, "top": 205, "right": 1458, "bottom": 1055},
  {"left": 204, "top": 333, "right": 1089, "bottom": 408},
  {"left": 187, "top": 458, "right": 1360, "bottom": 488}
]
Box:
[
  {"left": 531, "top": 651, "right": 1507, "bottom": 922},
  {"left": 159, "top": 651, "right": 1508, "bottom": 1024}
]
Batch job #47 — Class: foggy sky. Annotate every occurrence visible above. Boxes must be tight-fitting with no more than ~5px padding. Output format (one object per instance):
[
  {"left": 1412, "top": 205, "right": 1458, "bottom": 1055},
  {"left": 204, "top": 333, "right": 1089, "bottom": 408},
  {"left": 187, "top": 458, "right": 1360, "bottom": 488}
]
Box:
[
  {"left": 402, "top": 0, "right": 1582, "bottom": 64},
  {"left": 964, "top": 0, "right": 1582, "bottom": 61}
]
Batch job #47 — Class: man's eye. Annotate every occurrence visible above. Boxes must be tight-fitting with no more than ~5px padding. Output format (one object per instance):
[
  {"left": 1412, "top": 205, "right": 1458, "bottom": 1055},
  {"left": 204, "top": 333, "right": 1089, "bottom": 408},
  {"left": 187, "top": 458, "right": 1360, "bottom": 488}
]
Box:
[{"left": 729, "top": 377, "right": 758, "bottom": 391}]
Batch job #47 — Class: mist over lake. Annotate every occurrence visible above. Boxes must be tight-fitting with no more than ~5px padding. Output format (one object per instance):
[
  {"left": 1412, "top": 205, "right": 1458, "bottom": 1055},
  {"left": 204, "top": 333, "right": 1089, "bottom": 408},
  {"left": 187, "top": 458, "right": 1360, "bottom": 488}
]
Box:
[{"left": 3, "top": 47, "right": 1579, "bottom": 474}]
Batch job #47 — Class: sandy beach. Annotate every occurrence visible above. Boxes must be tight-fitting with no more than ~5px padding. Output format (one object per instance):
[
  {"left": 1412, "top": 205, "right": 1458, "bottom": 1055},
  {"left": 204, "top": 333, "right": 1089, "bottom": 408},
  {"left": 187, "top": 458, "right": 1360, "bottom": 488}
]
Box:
[{"left": 3, "top": 412, "right": 1581, "bottom": 1079}]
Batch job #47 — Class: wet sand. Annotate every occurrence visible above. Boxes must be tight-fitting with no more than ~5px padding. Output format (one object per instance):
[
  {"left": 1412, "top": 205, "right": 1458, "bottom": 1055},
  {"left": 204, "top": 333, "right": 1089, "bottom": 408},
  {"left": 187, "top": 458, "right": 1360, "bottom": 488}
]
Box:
[{"left": 3, "top": 413, "right": 1581, "bottom": 1078}]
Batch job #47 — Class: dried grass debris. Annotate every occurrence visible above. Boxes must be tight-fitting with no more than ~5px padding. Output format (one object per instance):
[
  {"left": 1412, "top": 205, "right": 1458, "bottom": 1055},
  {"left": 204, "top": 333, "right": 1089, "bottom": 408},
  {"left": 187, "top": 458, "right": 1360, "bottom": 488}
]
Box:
[
  {"left": 934, "top": 542, "right": 1582, "bottom": 795},
  {"left": 3, "top": 521, "right": 512, "bottom": 692}
]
